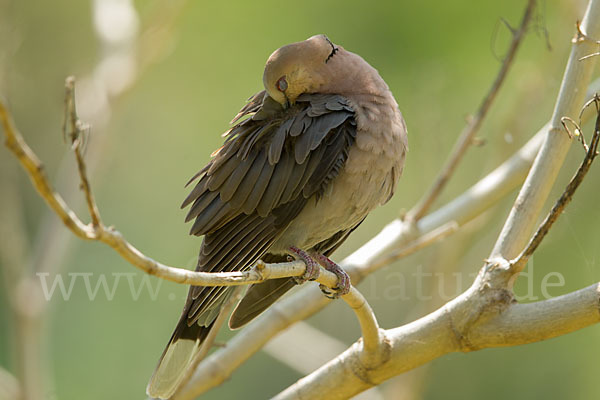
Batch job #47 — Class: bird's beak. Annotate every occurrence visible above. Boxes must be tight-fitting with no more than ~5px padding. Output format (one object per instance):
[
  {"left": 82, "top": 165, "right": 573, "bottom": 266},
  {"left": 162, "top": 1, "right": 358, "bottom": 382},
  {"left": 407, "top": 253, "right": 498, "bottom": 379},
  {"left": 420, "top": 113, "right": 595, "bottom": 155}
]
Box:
[{"left": 283, "top": 94, "right": 291, "bottom": 110}]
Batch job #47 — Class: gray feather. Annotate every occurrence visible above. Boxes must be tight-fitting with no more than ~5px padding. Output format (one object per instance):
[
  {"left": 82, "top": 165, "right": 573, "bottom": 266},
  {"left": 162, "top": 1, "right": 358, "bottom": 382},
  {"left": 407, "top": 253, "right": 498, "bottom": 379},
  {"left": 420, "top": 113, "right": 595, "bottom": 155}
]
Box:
[
  {"left": 219, "top": 151, "right": 259, "bottom": 202},
  {"left": 279, "top": 158, "right": 309, "bottom": 204},
  {"left": 268, "top": 118, "right": 292, "bottom": 164},
  {"left": 256, "top": 150, "right": 294, "bottom": 217},
  {"left": 227, "top": 150, "right": 267, "bottom": 210},
  {"left": 207, "top": 152, "right": 241, "bottom": 191},
  {"left": 181, "top": 174, "right": 209, "bottom": 209},
  {"left": 289, "top": 109, "right": 309, "bottom": 137},
  {"left": 189, "top": 199, "right": 234, "bottom": 236},
  {"left": 243, "top": 157, "right": 275, "bottom": 214},
  {"left": 185, "top": 190, "right": 219, "bottom": 223}
]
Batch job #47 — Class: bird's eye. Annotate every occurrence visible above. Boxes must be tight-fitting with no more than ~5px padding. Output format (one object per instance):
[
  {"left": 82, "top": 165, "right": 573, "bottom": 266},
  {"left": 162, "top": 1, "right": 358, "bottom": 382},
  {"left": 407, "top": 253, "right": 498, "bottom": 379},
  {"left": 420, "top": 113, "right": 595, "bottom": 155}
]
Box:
[{"left": 276, "top": 76, "right": 288, "bottom": 92}]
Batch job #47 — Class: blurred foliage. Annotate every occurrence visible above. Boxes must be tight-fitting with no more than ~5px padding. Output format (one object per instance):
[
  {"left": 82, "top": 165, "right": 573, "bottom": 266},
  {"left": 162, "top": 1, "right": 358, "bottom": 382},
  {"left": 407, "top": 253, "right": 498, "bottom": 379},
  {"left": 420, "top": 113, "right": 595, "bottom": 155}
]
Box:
[{"left": 1, "top": 0, "right": 599, "bottom": 399}]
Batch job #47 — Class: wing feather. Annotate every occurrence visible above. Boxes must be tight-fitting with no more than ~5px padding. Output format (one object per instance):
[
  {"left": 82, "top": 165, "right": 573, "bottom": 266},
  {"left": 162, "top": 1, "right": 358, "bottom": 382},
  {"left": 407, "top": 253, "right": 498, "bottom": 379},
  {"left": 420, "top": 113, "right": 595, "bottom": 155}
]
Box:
[
  {"left": 227, "top": 150, "right": 268, "bottom": 210},
  {"left": 256, "top": 150, "right": 294, "bottom": 217},
  {"left": 242, "top": 155, "right": 275, "bottom": 214},
  {"left": 218, "top": 150, "right": 259, "bottom": 202}
]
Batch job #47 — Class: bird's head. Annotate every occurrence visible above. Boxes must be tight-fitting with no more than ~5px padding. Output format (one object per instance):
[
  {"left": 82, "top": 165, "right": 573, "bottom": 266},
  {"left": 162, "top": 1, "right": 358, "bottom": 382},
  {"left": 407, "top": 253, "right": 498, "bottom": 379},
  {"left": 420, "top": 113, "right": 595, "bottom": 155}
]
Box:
[{"left": 263, "top": 34, "right": 348, "bottom": 108}]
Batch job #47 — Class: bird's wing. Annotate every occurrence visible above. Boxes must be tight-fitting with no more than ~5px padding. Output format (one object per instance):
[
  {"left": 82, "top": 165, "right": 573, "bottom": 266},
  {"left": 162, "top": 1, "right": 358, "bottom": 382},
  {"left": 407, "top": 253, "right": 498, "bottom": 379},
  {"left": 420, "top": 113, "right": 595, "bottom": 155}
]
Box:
[{"left": 180, "top": 91, "right": 357, "bottom": 327}]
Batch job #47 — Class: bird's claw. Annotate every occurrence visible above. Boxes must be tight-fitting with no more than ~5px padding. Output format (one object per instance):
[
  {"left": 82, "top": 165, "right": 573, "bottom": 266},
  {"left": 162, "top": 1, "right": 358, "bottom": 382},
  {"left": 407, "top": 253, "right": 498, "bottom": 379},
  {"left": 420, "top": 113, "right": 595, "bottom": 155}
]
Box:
[
  {"left": 289, "top": 246, "right": 320, "bottom": 284},
  {"left": 315, "top": 254, "right": 350, "bottom": 299},
  {"left": 288, "top": 248, "right": 350, "bottom": 298}
]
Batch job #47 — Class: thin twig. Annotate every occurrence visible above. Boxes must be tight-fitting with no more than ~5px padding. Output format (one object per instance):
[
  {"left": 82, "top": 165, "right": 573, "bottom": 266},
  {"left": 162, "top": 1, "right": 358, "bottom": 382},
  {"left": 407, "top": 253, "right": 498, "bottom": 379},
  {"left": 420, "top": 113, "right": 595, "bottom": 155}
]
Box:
[
  {"left": 1, "top": 4, "right": 189, "bottom": 400},
  {"left": 407, "top": 0, "right": 536, "bottom": 222},
  {"left": 576, "top": 18, "right": 600, "bottom": 60},
  {"left": 491, "top": 0, "right": 600, "bottom": 261},
  {"left": 63, "top": 77, "right": 102, "bottom": 228},
  {"left": 0, "top": 101, "right": 94, "bottom": 240},
  {"left": 364, "top": 221, "right": 459, "bottom": 274},
  {"left": 511, "top": 96, "right": 600, "bottom": 272},
  {"left": 579, "top": 52, "right": 600, "bottom": 61}
]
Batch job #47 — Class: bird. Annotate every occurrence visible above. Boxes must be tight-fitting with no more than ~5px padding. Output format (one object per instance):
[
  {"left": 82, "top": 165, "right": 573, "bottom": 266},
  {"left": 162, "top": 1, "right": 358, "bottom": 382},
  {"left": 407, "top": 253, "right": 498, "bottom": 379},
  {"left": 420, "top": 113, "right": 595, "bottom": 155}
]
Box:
[{"left": 146, "top": 34, "right": 408, "bottom": 399}]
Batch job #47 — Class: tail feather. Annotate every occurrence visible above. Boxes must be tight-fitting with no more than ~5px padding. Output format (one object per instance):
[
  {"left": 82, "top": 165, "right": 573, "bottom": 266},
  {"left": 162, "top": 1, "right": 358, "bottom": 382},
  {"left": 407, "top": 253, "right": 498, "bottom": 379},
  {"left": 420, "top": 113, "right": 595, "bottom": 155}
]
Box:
[
  {"left": 148, "top": 286, "right": 236, "bottom": 399},
  {"left": 146, "top": 318, "right": 214, "bottom": 399}
]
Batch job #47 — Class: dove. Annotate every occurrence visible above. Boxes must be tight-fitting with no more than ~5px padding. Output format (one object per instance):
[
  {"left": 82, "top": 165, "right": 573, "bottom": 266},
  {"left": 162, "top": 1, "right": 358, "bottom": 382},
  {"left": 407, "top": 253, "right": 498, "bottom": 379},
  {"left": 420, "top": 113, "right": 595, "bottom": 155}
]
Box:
[{"left": 147, "top": 34, "right": 407, "bottom": 399}]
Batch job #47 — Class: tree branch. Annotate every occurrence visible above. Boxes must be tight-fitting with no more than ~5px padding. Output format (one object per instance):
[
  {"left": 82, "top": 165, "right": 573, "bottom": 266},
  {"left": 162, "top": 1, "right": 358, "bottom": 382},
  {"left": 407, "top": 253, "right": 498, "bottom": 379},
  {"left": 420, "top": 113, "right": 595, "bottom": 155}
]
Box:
[
  {"left": 511, "top": 96, "right": 600, "bottom": 273},
  {"left": 273, "top": 282, "right": 600, "bottom": 400},
  {"left": 491, "top": 0, "right": 600, "bottom": 261},
  {"left": 406, "top": 0, "right": 536, "bottom": 222},
  {"left": 63, "top": 77, "right": 102, "bottom": 228},
  {"left": 1, "top": 101, "right": 94, "bottom": 240},
  {"left": 1, "top": 3, "right": 188, "bottom": 399}
]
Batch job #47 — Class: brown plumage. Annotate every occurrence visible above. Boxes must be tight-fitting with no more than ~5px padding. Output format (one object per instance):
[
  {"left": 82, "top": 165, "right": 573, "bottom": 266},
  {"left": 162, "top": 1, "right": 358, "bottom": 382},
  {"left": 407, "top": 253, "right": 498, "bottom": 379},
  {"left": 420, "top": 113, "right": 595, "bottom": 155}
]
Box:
[{"left": 147, "top": 34, "right": 407, "bottom": 399}]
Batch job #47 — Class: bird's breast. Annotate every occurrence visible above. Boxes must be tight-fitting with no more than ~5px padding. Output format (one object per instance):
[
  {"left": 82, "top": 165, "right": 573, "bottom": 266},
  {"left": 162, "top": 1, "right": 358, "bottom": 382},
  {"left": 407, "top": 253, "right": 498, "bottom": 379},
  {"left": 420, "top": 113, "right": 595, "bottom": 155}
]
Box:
[{"left": 271, "top": 111, "right": 407, "bottom": 253}]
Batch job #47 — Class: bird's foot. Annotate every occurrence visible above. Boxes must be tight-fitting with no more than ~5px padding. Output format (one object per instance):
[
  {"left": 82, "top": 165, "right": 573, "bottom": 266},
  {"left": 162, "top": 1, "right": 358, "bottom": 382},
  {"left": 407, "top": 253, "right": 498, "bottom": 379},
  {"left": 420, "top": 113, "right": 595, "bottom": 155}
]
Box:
[
  {"left": 289, "top": 246, "right": 320, "bottom": 284},
  {"left": 315, "top": 254, "right": 351, "bottom": 299}
]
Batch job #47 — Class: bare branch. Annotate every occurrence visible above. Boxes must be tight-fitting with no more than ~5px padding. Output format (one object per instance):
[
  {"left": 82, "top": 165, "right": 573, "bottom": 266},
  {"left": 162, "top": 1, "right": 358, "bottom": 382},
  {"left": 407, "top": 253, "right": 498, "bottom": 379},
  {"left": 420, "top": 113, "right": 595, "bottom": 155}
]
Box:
[
  {"left": 468, "top": 283, "right": 600, "bottom": 346},
  {"left": 0, "top": 101, "right": 94, "bottom": 240},
  {"left": 263, "top": 321, "right": 348, "bottom": 374},
  {"left": 343, "top": 287, "right": 387, "bottom": 367},
  {"left": 406, "top": 0, "right": 536, "bottom": 221},
  {"left": 273, "top": 282, "right": 600, "bottom": 400},
  {"left": 362, "top": 221, "right": 458, "bottom": 276},
  {"left": 511, "top": 96, "right": 600, "bottom": 272},
  {"left": 63, "top": 77, "right": 102, "bottom": 228},
  {"left": 1, "top": 3, "right": 189, "bottom": 400},
  {"left": 491, "top": 0, "right": 600, "bottom": 261}
]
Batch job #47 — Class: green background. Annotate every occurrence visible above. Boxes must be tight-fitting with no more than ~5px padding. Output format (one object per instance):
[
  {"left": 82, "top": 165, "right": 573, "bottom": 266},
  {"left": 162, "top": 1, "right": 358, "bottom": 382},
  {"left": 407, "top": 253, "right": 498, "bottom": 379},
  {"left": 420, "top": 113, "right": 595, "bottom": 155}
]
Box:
[{"left": 1, "top": 0, "right": 599, "bottom": 399}]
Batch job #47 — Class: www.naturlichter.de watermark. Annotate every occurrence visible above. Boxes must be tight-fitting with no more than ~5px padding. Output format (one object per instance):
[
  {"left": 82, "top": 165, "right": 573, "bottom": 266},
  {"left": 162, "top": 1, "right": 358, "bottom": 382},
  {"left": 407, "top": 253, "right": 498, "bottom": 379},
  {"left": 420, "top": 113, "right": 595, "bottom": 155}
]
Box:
[{"left": 35, "top": 258, "right": 566, "bottom": 303}]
